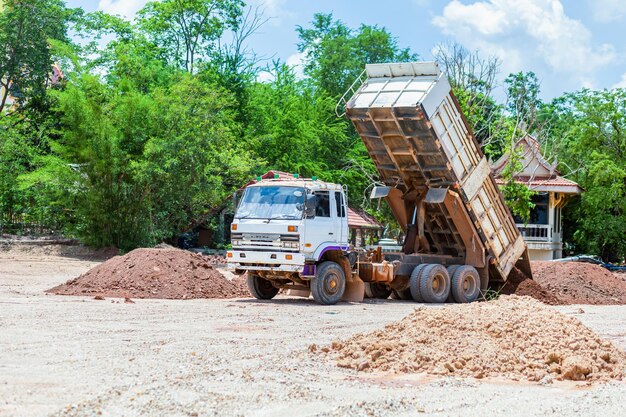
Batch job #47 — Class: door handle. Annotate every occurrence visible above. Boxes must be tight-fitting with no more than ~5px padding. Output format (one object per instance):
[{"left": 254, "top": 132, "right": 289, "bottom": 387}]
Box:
[{"left": 329, "top": 232, "right": 334, "bottom": 235}]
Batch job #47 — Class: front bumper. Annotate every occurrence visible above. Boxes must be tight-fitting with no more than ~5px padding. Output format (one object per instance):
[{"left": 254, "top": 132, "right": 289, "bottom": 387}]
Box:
[{"left": 227, "top": 250, "right": 305, "bottom": 273}]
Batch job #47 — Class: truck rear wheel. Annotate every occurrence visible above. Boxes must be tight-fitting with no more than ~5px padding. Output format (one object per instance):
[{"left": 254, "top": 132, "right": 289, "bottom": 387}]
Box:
[
  {"left": 311, "top": 261, "right": 345, "bottom": 305},
  {"left": 409, "top": 264, "right": 430, "bottom": 302},
  {"left": 419, "top": 264, "right": 450, "bottom": 303},
  {"left": 247, "top": 274, "right": 279, "bottom": 300},
  {"left": 450, "top": 266, "right": 480, "bottom": 303},
  {"left": 364, "top": 282, "right": 392, "bottom": 299},
  {"left": 446, "top": 265, "right": 461, "bottom": 303}
]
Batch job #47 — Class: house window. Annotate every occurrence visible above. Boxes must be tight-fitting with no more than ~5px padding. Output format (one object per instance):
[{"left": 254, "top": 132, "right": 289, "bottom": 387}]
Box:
[{"left": 529, "top": 193, "right": 549, "bottom": 225}]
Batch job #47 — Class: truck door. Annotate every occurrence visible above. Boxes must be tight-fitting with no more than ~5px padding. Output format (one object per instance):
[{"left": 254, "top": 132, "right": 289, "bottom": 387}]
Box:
[
  {"left": 306, "top": 191, "right": 335, "bottom": 246},
  {"left": 333, "top": 190, "right": 349, "bottom": 246}
]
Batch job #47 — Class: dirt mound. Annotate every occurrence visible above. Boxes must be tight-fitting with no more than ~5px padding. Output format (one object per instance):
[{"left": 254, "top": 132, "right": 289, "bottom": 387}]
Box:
[
  {"left": 500, "top": 267, "right": 562, "bottom": 305},
  {"left": 47, "top": 248, "right": 247, "bottom": 299},
  {"left": 532, "top": 261, "right": 626, "bottom": 305},
  {"left": 317, "top": 296, "right": 626, "bottom": 383},
  {"left": 205, "top": 254, "right": 227, "bottom": 267},
  {"left": 231, "top": 274, "right": 249, "bottom": 295}
]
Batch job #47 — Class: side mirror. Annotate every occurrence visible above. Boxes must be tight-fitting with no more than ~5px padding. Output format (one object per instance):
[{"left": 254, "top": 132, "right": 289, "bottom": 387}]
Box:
[
  {"left": 305, "top": 195, "right": 317, "bottom": 218},
  {"left": 370, "top": 186, "right": 391, "bottom": 199},
  {"left": 232, "top": 191, "right": 239, "bottom": 209}
]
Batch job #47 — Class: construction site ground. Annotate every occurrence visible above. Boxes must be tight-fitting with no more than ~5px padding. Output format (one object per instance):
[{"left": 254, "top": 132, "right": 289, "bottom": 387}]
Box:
[{"left": 2, "top": 245, "right": 626, "bottom": 417}]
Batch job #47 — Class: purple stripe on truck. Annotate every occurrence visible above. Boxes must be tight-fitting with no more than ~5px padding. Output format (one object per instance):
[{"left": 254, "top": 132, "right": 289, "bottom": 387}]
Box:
[
  {"left": 302, "top": 264, "right": 316, "bottom": 276},
  {"left": 316, "top": 245, "right": 349, "bottom": 261}
]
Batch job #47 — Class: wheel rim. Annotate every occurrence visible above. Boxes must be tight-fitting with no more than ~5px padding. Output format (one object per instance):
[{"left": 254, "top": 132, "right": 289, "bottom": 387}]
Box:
[
  {"left": 325, "top": 273, "right": 340, "bottom": 295},
  {"left": 432, "top": 273, "right": 446, "bottom": 296},
  {"left": 463, "top": 274, "right": 477, "bottom": 296}
]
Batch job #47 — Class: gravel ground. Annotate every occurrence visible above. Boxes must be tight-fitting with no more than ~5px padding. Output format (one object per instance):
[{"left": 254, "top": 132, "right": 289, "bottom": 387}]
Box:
[{"left": 1, "top": 247, "right": 626, "bottom": 417}]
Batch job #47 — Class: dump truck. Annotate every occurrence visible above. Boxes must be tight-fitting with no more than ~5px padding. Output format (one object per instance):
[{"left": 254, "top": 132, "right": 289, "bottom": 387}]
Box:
[{"left": 227, "top": 61, "right": 532, "bottom": 305}]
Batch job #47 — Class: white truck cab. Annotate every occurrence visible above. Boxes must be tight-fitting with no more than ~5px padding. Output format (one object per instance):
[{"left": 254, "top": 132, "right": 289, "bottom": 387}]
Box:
[{"left": 227, "top": 177, "right": 353, "bottom": 304}]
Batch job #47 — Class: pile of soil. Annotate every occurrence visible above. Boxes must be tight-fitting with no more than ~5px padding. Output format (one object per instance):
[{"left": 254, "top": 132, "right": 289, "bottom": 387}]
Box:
[
  {"left": 500, "top": 267, "right": 562, "bottom": 305},
  {"left": 316, "top": 296, "right": 626, "bottom": 383},
  {"left": 205, "top": 254, "right": 227, "bottom": 267},
  {"left": 231, "top": 274, "right": 250, "bottom": 295},
  {"left": 532, "top": 261, "right": 626, "bottom": 305},
  {"left": 47, "top": 248, "right": 248, "bottom": 299}
]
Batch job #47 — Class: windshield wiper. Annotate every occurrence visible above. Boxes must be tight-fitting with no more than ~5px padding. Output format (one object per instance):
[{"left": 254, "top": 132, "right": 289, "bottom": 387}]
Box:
[{"left": 269, "top": 214, "right": 299, "bottom": 220}]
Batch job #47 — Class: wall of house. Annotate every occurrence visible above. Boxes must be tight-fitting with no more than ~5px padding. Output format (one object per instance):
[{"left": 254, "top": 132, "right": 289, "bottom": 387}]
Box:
[{"left": 528, "top": 248, "right": 556, "bottom": 261}]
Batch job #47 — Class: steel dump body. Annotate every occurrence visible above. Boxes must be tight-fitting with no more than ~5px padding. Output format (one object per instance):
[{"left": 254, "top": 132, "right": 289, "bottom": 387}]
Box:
[{"left": 343, "top": 62, "right": 529, "bottom": 283}]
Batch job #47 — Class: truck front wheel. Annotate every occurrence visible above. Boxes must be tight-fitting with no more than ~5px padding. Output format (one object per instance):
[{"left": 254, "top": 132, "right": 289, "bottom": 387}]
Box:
[
  {"left": 247, "top": 274, "right": 279, "bottom": 300},
  {"left": 311, "top": 261, "right": 345, "bottom": 305}
]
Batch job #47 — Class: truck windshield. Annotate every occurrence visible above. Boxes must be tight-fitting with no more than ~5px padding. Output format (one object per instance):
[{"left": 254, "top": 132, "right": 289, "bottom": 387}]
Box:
[{"left": 235, "top": 186, "right": 306, "bottom": 220}]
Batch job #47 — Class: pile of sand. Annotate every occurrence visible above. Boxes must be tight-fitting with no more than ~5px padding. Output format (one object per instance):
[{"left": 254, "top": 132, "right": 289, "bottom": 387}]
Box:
[
  {"left": 315, "top": 296, "right": 626, "bottom": 382},
  {"left": 532, "top": 261, "right": 626, "bottom": 305},
  {"left": 47, "top": 248, "right": 249, "bottom": 299}
]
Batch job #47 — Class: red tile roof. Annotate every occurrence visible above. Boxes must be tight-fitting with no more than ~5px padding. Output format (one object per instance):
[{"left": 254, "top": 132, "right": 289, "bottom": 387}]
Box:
[
  {"left": 348, "top": 208, "right": 383, "bottom": 229},
  {"left": 494, "top": 176, "right": 583, "bottom": 193}
]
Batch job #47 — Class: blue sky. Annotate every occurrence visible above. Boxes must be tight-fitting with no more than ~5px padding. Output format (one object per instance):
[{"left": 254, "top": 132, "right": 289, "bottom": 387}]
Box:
[{"left": 68, "top": 0, "right": 626, "bottom": 99}]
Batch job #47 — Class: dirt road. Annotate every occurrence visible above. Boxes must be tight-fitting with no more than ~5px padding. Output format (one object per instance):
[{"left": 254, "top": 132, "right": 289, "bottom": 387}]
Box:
[{"left": 1, "top": 247, "right": 626, "bottom": 417}]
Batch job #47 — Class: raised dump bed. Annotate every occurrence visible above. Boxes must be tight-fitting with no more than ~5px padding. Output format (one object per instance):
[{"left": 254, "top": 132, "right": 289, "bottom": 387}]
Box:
[{"left": 340, "top": 61, "right": 531, "bottom": 286}]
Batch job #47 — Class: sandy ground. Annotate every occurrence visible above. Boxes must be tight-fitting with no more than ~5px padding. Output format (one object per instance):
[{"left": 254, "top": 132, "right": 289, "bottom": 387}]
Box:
[{"left": 2, "top": 248, "right": 626, "bottom": 417}]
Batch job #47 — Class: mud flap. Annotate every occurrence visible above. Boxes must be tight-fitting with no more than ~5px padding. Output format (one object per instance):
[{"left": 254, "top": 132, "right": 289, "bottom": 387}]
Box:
[
  {"left": 287, "top": 289, "right": 311, "bottom": 298},
  {"left": 342, "top": 276, "right": 365, "bottom": 302}
]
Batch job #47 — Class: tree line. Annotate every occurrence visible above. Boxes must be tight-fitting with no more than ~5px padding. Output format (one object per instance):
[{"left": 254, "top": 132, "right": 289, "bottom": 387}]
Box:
[{"left": 0, "top": 0, "right": 624, "bottom": 261}]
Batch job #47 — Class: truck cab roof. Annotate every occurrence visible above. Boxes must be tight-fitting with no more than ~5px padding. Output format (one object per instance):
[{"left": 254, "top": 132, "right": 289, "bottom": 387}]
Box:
[{"left": 248, "top": 178, "right": 344, "bottom": 192}]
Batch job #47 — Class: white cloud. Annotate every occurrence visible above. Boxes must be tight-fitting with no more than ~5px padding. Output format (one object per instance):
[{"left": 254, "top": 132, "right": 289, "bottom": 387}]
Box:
[
  {"left": 286, "top": 52, "right": 305, "bottom": 79},
  {"left": 249, "top": 0, "right": 293, "bottom": 27},
  {"left": 588, "top": 0, "right": 626, "bottom": 22},
  {"left": 256, "top": 71, "right": 275, "bottom": 83},
  {"left": 432, "top": 0, "right": 616, "bottom": 87},
  {"left": 612, "top": 72, "right": 626, "bottom": 89},
  {"left": 98, "top": 0, "right": 149, "bottom": 19}
]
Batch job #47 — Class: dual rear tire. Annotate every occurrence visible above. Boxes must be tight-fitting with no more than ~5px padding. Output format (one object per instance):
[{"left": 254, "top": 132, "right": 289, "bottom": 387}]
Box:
[{"left": 407, "top": 264, "right": 481, "bottom": 303}]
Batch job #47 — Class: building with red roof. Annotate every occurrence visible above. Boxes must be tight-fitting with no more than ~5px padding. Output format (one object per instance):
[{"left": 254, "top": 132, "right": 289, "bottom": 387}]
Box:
[{"left": 492, "top": 134, "right": 583, "bottom": 260}]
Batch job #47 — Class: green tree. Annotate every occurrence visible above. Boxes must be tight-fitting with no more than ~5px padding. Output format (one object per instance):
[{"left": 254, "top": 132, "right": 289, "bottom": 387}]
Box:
[
  {"left": 244, "top": 63, "right": 348, "bottom": 176},
  {"left": 297, "top": 13, "right": 417, "bottom": 98},
  {"left": 0, "top": 0, "right": 70, "bottom": 115},
  {"left": 505, "top": 71, "right": 541, "bottom": 133},
  {"left": 25, "top": 68, "right": 256, "bottom": 249},
  {"left": 137, "top": 0, "right": 243, "bottom": 73},
  {"left": 547, "top": 89, "right": 626, "bottom": 261}
]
